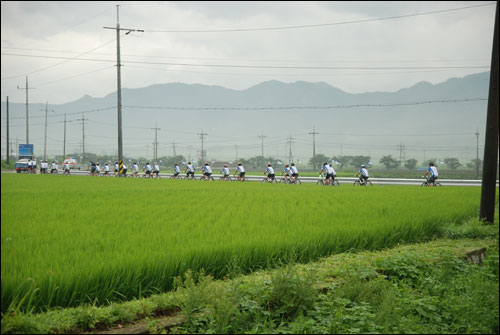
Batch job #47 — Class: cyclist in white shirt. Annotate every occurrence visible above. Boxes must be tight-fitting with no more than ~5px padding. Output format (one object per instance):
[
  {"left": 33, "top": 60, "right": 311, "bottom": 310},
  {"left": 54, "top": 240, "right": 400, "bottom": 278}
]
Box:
[
  {"left": 202, "top": 162, "right": 213, "bottom": 180},
  {"left": 329, "top": 163, "right": 337, "bottom": 184},
  {"left": 221, "top": 164, "right": 230, "bottom": 180},
  {"left": 264, "top": 163, "right": 275, "bottom": 181},
  {"left": 64, "top": 161, "right": 70, "bottom": 175},
  {"left": 144, "top": 162, "right": 152, "bottom": 178},
  {"left": 131, "top": 162, "right": 139, "bottom": 177},
  {"left": 153, "top": 162, "right": 160, "bottom": 178},
  {"left": 114, "top": 162, "right": 119, "bottom": 177},
  {"left": 104, "top": 162, "right": 110, "bottom": 176},
  {"left": 172, "top": 163, "right": 180, "bottom": 178},
  {"left": 356, "top": 165, "right": 369, "bottom": 185},
  {"left": 289, "top": 163, "right": 299, "bottom": 183},
  {"left": 234, "top": 162, "right": 245, "bottom": 181},
  {"left": 185, "top": 162, "right": 195, "bottom": 179},
  {"left": 424, "top": 162, "right": 439, "bottom": 186},
  {"left": 121, "top": 162, "right": 127, "bottom": 177},
  {"left": 320, "top": 162, "right": 333, "bottom": 185},
  {"left": 95, "top": 162, "right": 101, "bottom": 176},
  {"left": 282, "top": 164, "right": 290, "bottom": 182}
]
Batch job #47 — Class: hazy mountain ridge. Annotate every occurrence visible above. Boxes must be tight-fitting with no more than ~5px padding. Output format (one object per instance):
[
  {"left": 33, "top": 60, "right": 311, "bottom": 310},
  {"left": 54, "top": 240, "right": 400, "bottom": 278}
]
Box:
[{"left": 1, "top": 72, "right": 491, "bottom": 160}]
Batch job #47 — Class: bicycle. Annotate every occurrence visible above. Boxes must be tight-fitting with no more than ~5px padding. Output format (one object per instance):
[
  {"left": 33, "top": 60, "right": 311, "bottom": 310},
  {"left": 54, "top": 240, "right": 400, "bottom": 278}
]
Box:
[
  {"left": 200, "top": 175, "right": 214, "bottom": 181},
  {"left": 353, "top": 177, "right": 372, "bottom": 186},
  {"left": 421, "top": 177, "right": 442, "bottom": 187},
  {"left": 282, "top": 176, "right": 301, "bottom": 184},
  {"left": 261, "top": 176, "right": 278, "bottom": 184},
  {"left": 183, "top": 174, "right": 196, "bottom": 180},
  {"left": 317, "top": 173, "right": 339, "bottom": 186}
]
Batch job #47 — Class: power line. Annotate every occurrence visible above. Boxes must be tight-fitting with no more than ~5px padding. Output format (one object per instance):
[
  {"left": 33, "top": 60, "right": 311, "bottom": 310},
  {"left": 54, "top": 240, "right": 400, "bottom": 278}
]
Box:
[
  {"left": 123, "top": 97, "right": 487, "bottom": 111},
  {"left": 143, "top": 3, "right": 496, "bottom": 33},
  {"left": 1, "top": 53, "right": 490, "bottom": 71},
  {"left": 1, "top": 38, "right": 117, "bottom": 81},
  {"left": 1, "top": 47, "right": 489, "bottom": 64}
]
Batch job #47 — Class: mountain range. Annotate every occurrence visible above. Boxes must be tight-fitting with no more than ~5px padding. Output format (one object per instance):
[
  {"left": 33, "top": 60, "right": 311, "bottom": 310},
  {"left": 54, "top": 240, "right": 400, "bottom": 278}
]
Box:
[{"left": 1, "top": 71, "right": 490, "bottom": 163}]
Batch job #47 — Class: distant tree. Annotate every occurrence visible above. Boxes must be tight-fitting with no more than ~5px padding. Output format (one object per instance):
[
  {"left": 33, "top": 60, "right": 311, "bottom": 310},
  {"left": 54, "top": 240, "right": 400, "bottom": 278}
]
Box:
[
  {"left": 466, "top": 158, "right": 482, "bottom": 170},
  {"left": 423, "top": 158, "right": 438, "bottom": 167},
  {"left": 379, "top": 155, "right": 399, "bottom": 169},
  {"left": 404, "top": 158, "right": 418, "bottom": 170},
  {"left": 444, "top": 158, "right": 461, "bottom": 170},
  {"left": 331, "top": 156, "right": 352, "bottom": 171},
  {"left": 351, "top": 156, "right": 371, "bottom": 169},
  {"left": 309, "top": 153, "right": 330, "bottom": 171}
]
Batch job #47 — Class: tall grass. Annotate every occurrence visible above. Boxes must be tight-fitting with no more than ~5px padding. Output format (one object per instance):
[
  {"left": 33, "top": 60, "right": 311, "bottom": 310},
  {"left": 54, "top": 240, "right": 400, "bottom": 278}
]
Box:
[{"left": 1, "top": 174, "right": 480, "bottom": 312}]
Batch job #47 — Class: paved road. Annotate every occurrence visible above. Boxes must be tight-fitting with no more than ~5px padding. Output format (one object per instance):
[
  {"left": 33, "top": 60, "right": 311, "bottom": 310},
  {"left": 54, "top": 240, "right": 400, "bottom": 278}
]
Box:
[{"left": 4, "top": 170, "right": 496, "bottom": 187}]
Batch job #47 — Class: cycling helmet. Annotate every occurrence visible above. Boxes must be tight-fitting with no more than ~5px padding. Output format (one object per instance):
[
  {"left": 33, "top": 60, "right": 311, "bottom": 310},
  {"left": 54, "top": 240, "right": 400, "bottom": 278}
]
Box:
[
  {"left": 429, "top": 162, "right": 434, "bottom": 166},
  {"left": 361, "top": 165, "right": 366, "bottom": 168}
]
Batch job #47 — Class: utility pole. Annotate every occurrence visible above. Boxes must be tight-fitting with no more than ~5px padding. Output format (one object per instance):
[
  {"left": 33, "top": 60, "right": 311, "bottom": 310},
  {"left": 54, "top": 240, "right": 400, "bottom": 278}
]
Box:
[
  {"left": 258, "top": 131, "right": 266, "bottom": 157},
  {"left": 480, "top": 3, "right": 499, "bottom": 224},
  {"left": 198, "top": 130, "right": 208, "bottom": 163},
  {"left": 104, "top": 5, "right": 143, "bottom": 162},
  {"left": 63, "top": 114, "right": 67, "bottom": 159},
  {"left": 287, "top": 136, "right": 294, "bottom": 163},
  {"left": 172, "top": 142, "right": 177, "bottom": 157},
  {"left": 5, "top": 96, "right": 9, "bottom": 163},
  {"left": 397, "top": 143, "right": 405, "bottom": 167},
  {"left": 151, "top": 123, "right": 161, "bottom": 162},
  {"left": 475, "top": 129, "right": 480, "bottom": 178},
  {"left": 309, "top": 126, "right": 319, "bottom": 170},
  {"left": 42, "top": 101, "right": 54, "bottom": 161},
  {"left": 17, "top": 76, "right": 34, "bottom": 144},
  {"left": 77, "top": 113, "right": 88, "bottom": 164}
]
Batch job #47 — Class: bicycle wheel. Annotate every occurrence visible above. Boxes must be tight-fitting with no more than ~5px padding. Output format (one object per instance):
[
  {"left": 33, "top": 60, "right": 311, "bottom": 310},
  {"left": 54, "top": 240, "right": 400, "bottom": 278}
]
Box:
[
  {"left": 366, "top": 181, "right": 372, "bottom": 186},
  {"left": 295, "top": 179, "right": 302, "bottom": 185},
  {"left": 316, "top": 180, "right": 324, "bottom": 186},
  {"left": 332, "top": 180, "right": 340, "bottom": 187},
  {"left": 261, "top": 178, "right": 268, "bottom": 183},
  {"left": 354, "top": 180, "right": 360, "bottom": 186},
  {"left": 435, "top": 182, "right": 442, "bottom": 186}
]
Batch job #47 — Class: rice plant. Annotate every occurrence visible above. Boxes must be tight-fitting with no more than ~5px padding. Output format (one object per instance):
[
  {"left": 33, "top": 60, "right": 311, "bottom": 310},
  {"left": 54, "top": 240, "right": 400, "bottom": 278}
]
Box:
[{"left": 1, "top": 174, "right": 480, "bottom": 312}]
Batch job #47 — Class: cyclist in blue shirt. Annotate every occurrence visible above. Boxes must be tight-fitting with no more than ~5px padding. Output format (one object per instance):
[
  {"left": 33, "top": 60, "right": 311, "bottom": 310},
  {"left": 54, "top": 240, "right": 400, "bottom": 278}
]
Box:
[
  {"left": 173, "top": 163, "right": 180, "bottom": 178},
  {"left": 424, "top": 162, "right": 439, "bottom": 186},
  {"left": 356, "top": 165, "right": 369, "bottom": 185},
  {"left": 264, "top": 163, "right": 275, "bottom": 181}
]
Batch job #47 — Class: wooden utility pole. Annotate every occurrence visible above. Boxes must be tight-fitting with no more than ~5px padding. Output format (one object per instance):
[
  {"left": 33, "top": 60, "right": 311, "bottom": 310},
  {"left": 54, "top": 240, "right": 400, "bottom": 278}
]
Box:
[
  {"left": 17, "top": 76, "right": 34, "bottom": 143},
  {"left": 5, "top": 97, "right": 9, "bottom": 163},
  {"left": 480, "top": 3, "right": 499, "bottom": 224},
  {"left": 309, "top": 126, "right": 319, "bottom": 170},
  {"left": 258, "top": 131, "right": 266, "bottom": 157},
  {"left": 198, "top": 130, "right": 208, "bottom": 163},
  {"left": 104, "top": 5, "right": 143, "bottom": 162}
]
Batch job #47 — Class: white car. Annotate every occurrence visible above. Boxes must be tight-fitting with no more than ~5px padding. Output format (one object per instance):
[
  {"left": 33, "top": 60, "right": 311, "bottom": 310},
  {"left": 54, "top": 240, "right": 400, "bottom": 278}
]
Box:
[{"left": 62, "top": 158, "right": 80, "bottom": 170}]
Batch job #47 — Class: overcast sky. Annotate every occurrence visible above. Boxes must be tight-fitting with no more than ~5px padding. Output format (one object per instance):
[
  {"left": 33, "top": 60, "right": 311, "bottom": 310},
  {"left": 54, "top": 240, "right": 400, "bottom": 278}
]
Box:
[
  {"left": 1, "top": 1, "right": 496, "bottom": 105},
  {"left": 0, "top": 1, "right": 497, "bottom": 164}
]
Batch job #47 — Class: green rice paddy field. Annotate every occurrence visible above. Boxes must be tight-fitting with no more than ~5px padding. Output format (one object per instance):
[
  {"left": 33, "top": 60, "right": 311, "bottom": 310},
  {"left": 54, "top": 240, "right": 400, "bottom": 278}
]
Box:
[{"left": 1, "top": 173, "right": 482, "bottom": 312}]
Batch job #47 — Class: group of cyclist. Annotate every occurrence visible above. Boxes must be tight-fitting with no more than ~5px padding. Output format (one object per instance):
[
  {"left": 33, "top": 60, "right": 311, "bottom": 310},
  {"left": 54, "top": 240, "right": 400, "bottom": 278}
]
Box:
[
  {"left": 83, "top": 159, "right": 439, "bottom": 186},
  {"left": 38, "top": 160, "right": 71, "bottom": 175},
  {"left": 87, "top": 161, "right": 161, "bottom": 178},
  {"left": 171, "top": 161, "right": 246, "bottom": 181}
]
